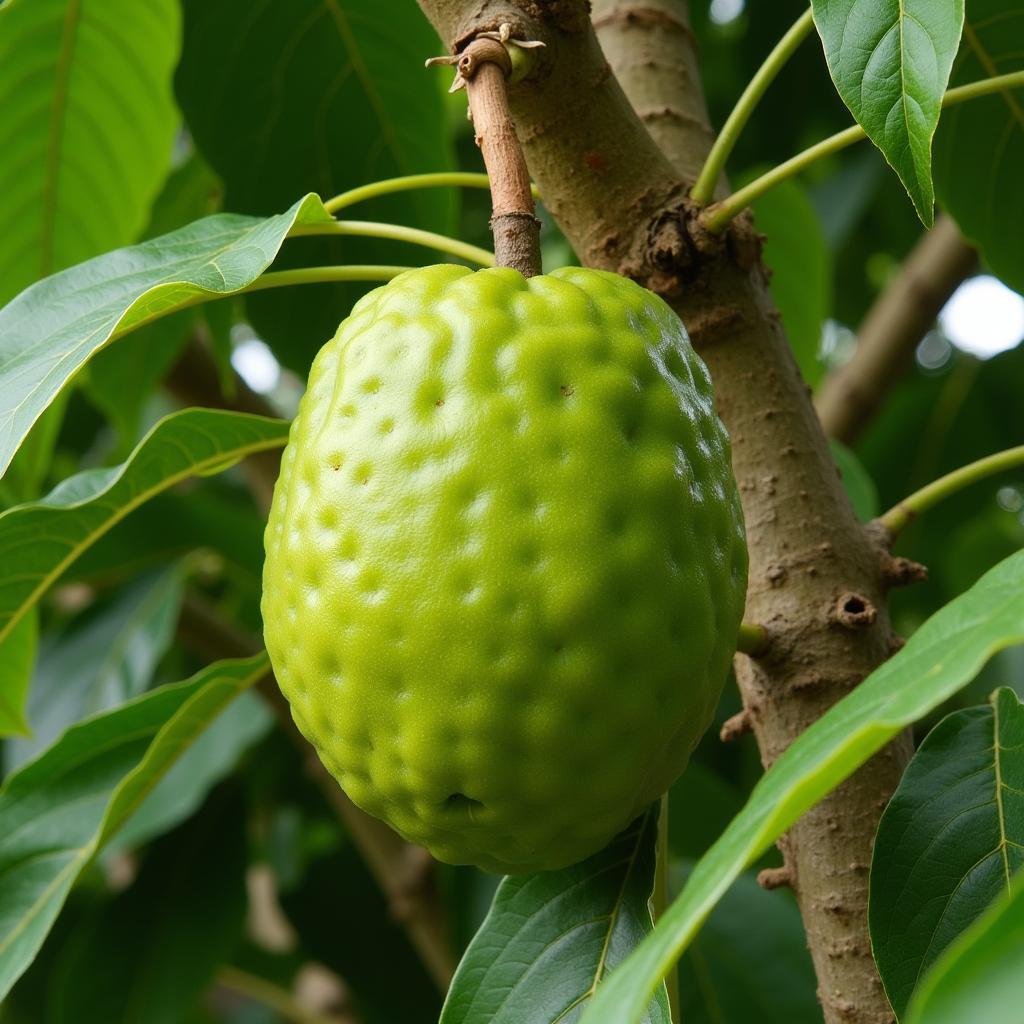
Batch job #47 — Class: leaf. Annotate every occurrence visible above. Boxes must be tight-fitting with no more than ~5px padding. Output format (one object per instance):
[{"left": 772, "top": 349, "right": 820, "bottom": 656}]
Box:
[
  {"left": 675, "top": 868, "right": 819, "bottom": 1024},
  {"left": 48, "top": 790, "right": 248, "bottom": 1024},
  {"left": 832, "top": 440, "right": 880, "bottom": 521},
  {"left": 748, "top": 175, "right": 831, "bottom": 387},
  {"left": 0, "top": 0, "right": 180, "bottom": 306},
  {"left": 111, "top": 689, "right": 272, "bottom": 852},
  {"left": 0, "top": 610, "right": 35, "bottom": 739},
  {"left": 904, "top": 871, "right": 1024, "bottom": 1024},
  {"left": 0, "top": 193, "right": 330, "bottom": 476},
  {"left": 934, "top": 0, "right": 1024, "bottom": 293},
  {"left": 812, "top": 0, "right": 966, "bottom": 223},
  {"left": 82, "top": 156, "right": 225, "bottom": 445},
  {"left": 4, "top": 569, "right": 184, "bottom": 772},
  {"left": 440, "top": 805, "right": 670, "bottom": 1024},
  {"left": 0, "top": 652, "right": 269, "bottom": 1001},
  {"left": 174, "top": 0, "right": 455, "bottom": 372},
  {"left": 581, "top": 548, "right": 1024, "bottom": 1024},
  {"left": 870, "top": 686, "right": 1024, "bottom": 1016},
  {"left": 0, "top": 408, "right": 288, "bottom": 654}
]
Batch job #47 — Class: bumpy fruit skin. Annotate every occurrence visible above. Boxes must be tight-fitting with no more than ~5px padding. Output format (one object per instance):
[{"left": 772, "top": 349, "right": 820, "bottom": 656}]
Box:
[{"left": 262, "top": 265, "right": 747, "bottom": 873}]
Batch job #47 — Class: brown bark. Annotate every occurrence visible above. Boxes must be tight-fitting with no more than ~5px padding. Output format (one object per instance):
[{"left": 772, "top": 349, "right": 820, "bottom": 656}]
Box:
[
  {"left": 816, "top": 215, "right": 977, "bottom": 444},
  {"left": 419, "top": 2, "right": 910, "bottom": 1020}
]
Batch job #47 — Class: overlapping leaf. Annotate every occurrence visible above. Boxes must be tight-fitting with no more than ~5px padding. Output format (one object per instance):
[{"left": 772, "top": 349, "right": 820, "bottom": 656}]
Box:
[
  {"left": 441, "top": 805, "right": 669, "bottom": 1024},
  {"left": 0, "top": 653, "right": 269, "bottom": 1001},
  {"left": 581, "top": 549, "right": 1024, "bottom": 1023},
  {"left": 905, "top": 871, "right": 1024, "bottom": 1024},
  {"left": 870, "top": 687, "right": 1024, "bottom": 1016},
  {"left": 0, "top": 0, "right": 180, "bottom": 306},
  {"left": 0, "top": 409, "right": 288, "bottom": 657},
  {"left": 0, "top": 194, "right": 329, "bottom": 476},
  {"left": 813, "top": 0, "right": 966, "bottom": 223}
]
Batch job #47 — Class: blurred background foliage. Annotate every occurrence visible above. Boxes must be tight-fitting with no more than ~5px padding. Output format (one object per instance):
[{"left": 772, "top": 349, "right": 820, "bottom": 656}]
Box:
[{"left": 0, "top": 0, "right": 1021, "bottom": 1021}]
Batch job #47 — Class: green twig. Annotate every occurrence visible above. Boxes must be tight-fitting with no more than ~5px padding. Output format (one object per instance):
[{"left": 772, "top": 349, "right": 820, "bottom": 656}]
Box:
[
  {"left": 691, "top": 7, "right": 815, "bottom": 206},
  {"left": 322, "top": 172, "right": 540, "bottom": 214},
  {"left": 294, "top": 219, "right": 495, "bottom": 267},
  {"left": 736, "top": 622, "right": 770, "bottom": 656},
  {"left": 110, "top": 266, "right": 414, "bottom": 341},
  {"left": 702, "top": 68, "right": 1024, "bottom": 232},
  {"left": 879, "top": 445, "right": 1024, "bottom": 536},
  {"left": 216, "top": 966, "right": 342, "bottom": 1024}
]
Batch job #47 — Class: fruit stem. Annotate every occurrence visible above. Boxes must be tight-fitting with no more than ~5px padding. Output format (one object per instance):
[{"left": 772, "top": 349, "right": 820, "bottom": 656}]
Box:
[
  {"left": 654, "top": 794, "right": 680, "bottom": 1023},
  {"left": 322, "top": 172, "right": 541, "bottom": 215},
  {"left": 736, "top": 622, "right": 770, "bottom": 656},
  {"left": 878, "top": 445, "right": 1024, "bottom": 537},
  {"left": 690, "top": 7, "right": 815, "bottom": 206},
  {"left": 444, "top": 32, "right": 543, "bottom": 276},
  {"left": 701, "top": 67, "right": 1024, "bottom": 233}
]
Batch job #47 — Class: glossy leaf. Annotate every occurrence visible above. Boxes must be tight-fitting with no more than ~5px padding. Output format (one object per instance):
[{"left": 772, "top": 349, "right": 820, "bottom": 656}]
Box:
[
  {"left": 812, "top": 0, "right": 966, "bottom": 223},
  {"left": 0, "top": 0, "right": 180, "bottom": 306},
  {"left": 676, "top": 869, "right": 819, "bottom": 1024},
  {"left": 870, "top": 687, "right": 1024, "bottom": 1016},
  {"left": 0, "top": 610, "right": 35, "bottom": 739},
  {"left": 904, "top": 873, "right": 1024, "bottom": 1024},
  {"left": 0, "top": 408, "right": 289, "bottom": 653},
  {"left": 174, "top": 0, "right": 455, "bottom": 373},
  {"left": 581, "top": 549, "right": 1024, "bottom": 1024},
  {"left": 48, "top": 791, "right": 248, "bottom": 1024},
  {"left": 0, "top": 653, "right": 269, "bottom": 1001},
  {"left": 934, "top": 0, "right": 1024, "bottom": 293},
  {"left": 5, "top": 569, "right": 184, "bottom": 771},
  {"left": 749, "top": 176, "right": 831, "bottom": 387},
  {"left": 441, "top": 805, "right": 670, "bottom": 1024},
  {"left": 0, "top": 193, "right": 330, "bottom": 476},
  {"left": 111, "top": 689, "right": 272, "bottom": 852}
]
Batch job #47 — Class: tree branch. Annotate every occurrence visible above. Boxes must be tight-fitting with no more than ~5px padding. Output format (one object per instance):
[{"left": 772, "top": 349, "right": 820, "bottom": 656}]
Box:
[
  {"left": 816, "top": 215, "right": 977, "bottom": 444},
  {"left": 420, "top": 2, "right": 911, "bottom": 1020}
]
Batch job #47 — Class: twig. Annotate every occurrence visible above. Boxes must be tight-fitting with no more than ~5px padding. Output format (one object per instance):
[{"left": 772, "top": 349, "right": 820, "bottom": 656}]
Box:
[
  {"left": 816, "top": 215, "right": 977, "bottom": 443},
  {"left": 216, "top": 965, "right": 353, "bottom": 1024},
  {"left": 430, "top": 32, "right": 542, "bottom": 275}
]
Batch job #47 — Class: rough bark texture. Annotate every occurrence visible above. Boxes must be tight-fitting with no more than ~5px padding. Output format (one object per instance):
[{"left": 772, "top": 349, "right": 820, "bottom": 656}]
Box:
[
  {"left": 817, "top": 215, "right": 977, "bottom": 444},
  {"left": 419, "top": 2, "right": 910, "bottom": 1020}
]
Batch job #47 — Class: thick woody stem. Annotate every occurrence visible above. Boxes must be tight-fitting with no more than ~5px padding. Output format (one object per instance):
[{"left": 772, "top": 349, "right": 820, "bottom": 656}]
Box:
[
  {"left": 816, "top": 215, "right": 977, "bottom": 444},
  {"left": 460, "top": 38, "right": 542, "bottom": 276},
  {"left": 416, "top": 2, "right": 911, "bottom": 1021}
]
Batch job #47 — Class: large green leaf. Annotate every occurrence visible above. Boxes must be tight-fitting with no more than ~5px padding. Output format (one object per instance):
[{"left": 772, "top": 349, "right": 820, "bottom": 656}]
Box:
[
  {"left": 904, "top": 871, "right": 1024, "bottom": 1024},
  {"left": 0, "top": 611, "right": 35, "bottom": 739},
  {"left": 174, "top": 0, "right": 455, "bottom": 372},
  {"left": 934, "top": 0, "right": 1024, "bottom": 293},
  {"left": 441, "top": 805, "right": 669, "bottom": 1024},
  {"left": 581, "top": 549, "right": 1024, "bottom": 1024},
  {"left": 5, "top": 569, "right": 184, "bottom": 771},
  {"left": 870, "top": 687, "right": 1024, "bottom": 1016},
  {"left": 48, "top": 790, "right": 248, "bottom": 1024},
  {"left": 675, "top": 868, "right": 819, "bottom": 1024},
  {"left": 812, "top": 0, "right": 966, "bottom": 223},
  {"left": 749, "top": 176, "right": 831, "bottom": 388},
  {"left": 0, "top": 653, "right": 269, "bottom": 1002},
  {"left": 0, "top": 193, "right": 330, "bottom": 477},
  {"left": 0, "top": 408, "right": 288, "bottom": 658},
  {"left": 0, "top": 0, "right": 180, "bottom": 306}
]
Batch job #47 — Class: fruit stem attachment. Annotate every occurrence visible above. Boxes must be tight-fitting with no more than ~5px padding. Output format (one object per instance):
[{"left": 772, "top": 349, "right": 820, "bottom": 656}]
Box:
[
  {"left": 429, "top": 28, "right": 543, "bottom": 277},
  {"left": 878, "top": 444, "right": 1024, "bottom": 537},
  {"left": 322, "top": 172, "right": 541, "bottom": 215},
  {"left": 690, "top": 7, "right": 815, "bottom": 206},
  {"left": 736, "top": 622, "right": 770, "bottom": 656}
]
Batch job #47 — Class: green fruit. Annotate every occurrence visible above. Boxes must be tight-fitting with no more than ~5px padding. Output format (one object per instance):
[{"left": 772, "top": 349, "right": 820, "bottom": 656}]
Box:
[{"left": 262, "top": 264, "right": 747, "bottom": 873}]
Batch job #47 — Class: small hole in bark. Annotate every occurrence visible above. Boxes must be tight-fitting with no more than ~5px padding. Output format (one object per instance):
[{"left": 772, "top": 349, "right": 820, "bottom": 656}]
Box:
[{"left": 833, "top": 591, "right": 877, "bottom": 629}]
